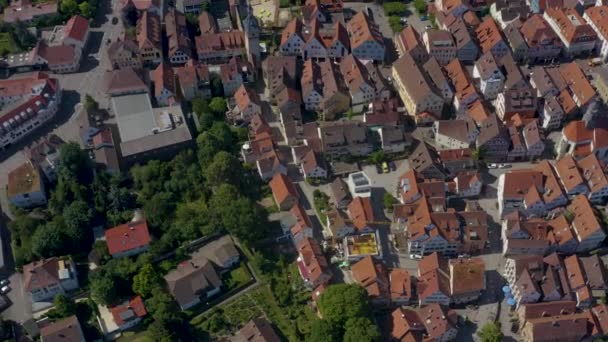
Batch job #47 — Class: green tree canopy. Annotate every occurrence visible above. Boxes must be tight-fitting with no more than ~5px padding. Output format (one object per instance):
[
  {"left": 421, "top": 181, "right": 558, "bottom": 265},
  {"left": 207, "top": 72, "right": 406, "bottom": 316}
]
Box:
[
  {"left": 31, "top": 217, "right": 69, "bottom": 258},
  {"left": 47, "top": 294, "right": 77, "bottom": 319},
  {"left": 62, "top": 199, "right": 92, "bottom": 244},
  {"left": 60, "top": 0, "right": 78, "bottom": 15},
  {"left": 132, "top": 264, "right": 162, "bottom": 298},
  {"left": 477, "top": 322, "right": 503, "bottom": 342},
  {"left": 306, "top": 319, "right": 340, "bottom": 342},
  {"left": 317, "top": 284, "right": 370, "bottom": 327},
  {"left": 204, "top": 151, "right": 243, "bottom": 188},
  {"left": 343, "top": 317, "right": 381, "bottom": 342},
  {"left": 209, "top": 97, "right": 227, "bottom": 114},
  {"left": 90, "top": 271, "right": 118, "bottom": 306}
]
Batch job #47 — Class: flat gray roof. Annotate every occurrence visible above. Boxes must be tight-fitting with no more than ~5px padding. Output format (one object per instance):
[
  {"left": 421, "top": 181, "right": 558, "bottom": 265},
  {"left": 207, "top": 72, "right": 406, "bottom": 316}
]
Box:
[{"left": 111, "top": 93, "right": 156, "bottom": 142}]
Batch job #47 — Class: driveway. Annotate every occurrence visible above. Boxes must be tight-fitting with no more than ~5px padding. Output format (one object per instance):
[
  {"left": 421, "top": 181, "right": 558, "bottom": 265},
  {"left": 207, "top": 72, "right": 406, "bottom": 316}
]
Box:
[{"left": 2, "top": 272, "right": 32, "bottom": 323}]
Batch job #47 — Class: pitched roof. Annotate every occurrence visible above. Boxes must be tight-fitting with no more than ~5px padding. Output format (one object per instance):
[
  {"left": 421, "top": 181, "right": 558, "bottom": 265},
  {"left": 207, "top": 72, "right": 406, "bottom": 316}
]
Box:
[
  {"left": 519, "top": 301, "right": 577, "bottom": 321},
  {"left": 397, "top": 26, "right": 424, "bottom": 52},
  {"left": 152, "top": 62, "right": 176, "bottom": 98},
  {"left": 392, "top": 53, "right": 438, "bottom": 104},
  {"left": 296, "top": 237, "right": 331, "bottom": 285},
  {"left": 554, "top": 155, "right": 586, "bottom": 193},
  {"left": 577, "top": 154, "right": 608, "bottom": 193},
  {"left": 390, "top": 268, "right": 411, "bottom": 300},
  {"left": 165, "top": 8, "right": 191, "bottom": 58},
  {"left": 136, "top": 10, "right": 161, "bottom": 50},
  {"left": 347, "top": 11, "right": 384, "bottom": 50},
  {"left": 545, "top": 7, "right": 597, "bottom": 44},
  {"left": 111, "top": 296, "right": 147, "bottom": 326},
  {"left": 234, "top": 318, "right": 281, "bottom": 342},
  {"left": 351, "top": 255, "right": 389, "bottom": 300},
  {"left": 417, "top": 304, "right": 457, "bottom": 339},
  {"left": 475, "top": 17, "right": 505, "bottom": 55},
  {"left": 104, "top": 220, "right": 151, "bottom": 255},
  {"left": 63, "top": 15, "right": 89, "bottom": 44},
  {"left": 40, "top": 316, "right": 85, "bottom": 342},
  {"left": 191, "top": 235, "right": 239, "bottom": 268},
  {"left": 23, "top": 257, "right": 72, "bottom": 291},
  {"left": 104, "top": 68, "right": 147, "bottom": 96},
  {"left": 269, "top": 173, "right": 298, "bottom": 206},
  {"left": 164, "top": 256, "right": 222, "bottom": 307},
  {"left": 300, "top": 149, "right": 325, "bottom": 175},
  {"left": 348, "top": 196, "right": 375, "bottom": 230},
  {"left": 568, "top": 195, "right": 603, "bottom": 242},
  {"left": 449, "top": 257, "right": 485, "bottom": 295},
  {"left": 584, "top": 6, "right": 608, "bottom": 41},
  {"left": 520, "top": 14, "right": 559, "bottom": 48},
  {"left": 559, "top": 62, "right": 596, "bottom": 107},
  {"left": 198, "top": 11, "right": 217, "bottom": 34}
]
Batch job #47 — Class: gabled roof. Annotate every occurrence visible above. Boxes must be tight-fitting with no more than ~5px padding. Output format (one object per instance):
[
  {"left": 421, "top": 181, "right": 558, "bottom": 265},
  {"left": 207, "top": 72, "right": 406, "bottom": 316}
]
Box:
[
  {"left": 136, "top": 10, "right": 161, "bottom": 50},
  {"left": 111, "top": 296, "right": 147, "bottom": 326},
  {"left": 351, "top": 255, "right": 389, "bottom": 300},
  {"left": 151, "top": 62, "right": 176, "bottom": 98},
  {"left": 63, "top": 15, "right": 89, "bottom": 44},
  {"left": 559, "top": 62, "right": 596, "bottom": 107},
  {"left": 347, "top": 11, "right": 384, "bottom": 49},
  {"left": 40, "top": 316, "right": 85, "bottom": 342},
  {"left": 104, "top": 220, "right": 151, "bottom": 255},
  {"left": 348, "top": 196, "right": 375, "bottom": 230},
  {"left": 104, "top": 67, "right": 147, "bottom": 96}
]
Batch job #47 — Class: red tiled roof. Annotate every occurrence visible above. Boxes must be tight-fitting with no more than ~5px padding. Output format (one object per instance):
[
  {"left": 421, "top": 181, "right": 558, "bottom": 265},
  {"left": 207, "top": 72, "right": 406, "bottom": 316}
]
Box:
[
  {"left": 104, "top": 220, "right": 151, "bottom": 255},
  {"left": 111, "top": 296, "right": 147, "bottom": 326},
  {"left": 63, "top": 15, "right": 89, "bottom": 44}
]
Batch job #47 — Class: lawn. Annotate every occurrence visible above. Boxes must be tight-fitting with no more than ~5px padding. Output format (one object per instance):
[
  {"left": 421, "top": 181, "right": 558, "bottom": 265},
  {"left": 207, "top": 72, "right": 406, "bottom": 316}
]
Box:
[
  {"left": 224, "top": 263, "right": 253, "bottom": 290},
  {"left": 0, "top": 33, "right": 17, "bottom": 54}
]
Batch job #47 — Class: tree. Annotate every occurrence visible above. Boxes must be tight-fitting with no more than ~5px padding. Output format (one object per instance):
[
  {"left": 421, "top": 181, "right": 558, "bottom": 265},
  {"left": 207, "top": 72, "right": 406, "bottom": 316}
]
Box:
[
  {"left": 31, "top": 218, "right": 69, "bottom": 258},
  {"left": 143, "top": 191, "right": 175, "bottom": 228},
  {"left": 369, "top": 151, "right": 385, "bottom": 165},
  {"left": 132, "top": 264, "right": 162, "bottom": 298},
  {"left": 83, "top": 94, "right": 98, "bottom": 112},
  {"left": 343, "top": 317, "right": 381, "bottom": 342},
  {"left": 47, "top": 295, "right": 77, "bottom": 319},
  {"left": 383, "top": 192, "right": 397, "bottom": 212},
  {"left": 414, "top": 0, "right": 427, "bottom": 15},
  {"left": 209, "top": 122, "right": 234, "bottom": 152},
  {"left": 382, "top": 2, "right": 406, "bottom": 16},
  {"left": 197, "top": 132, "right": 223, "bottom": 166},
  {"left": 204, "top": 151, "right": 242, "bottom": 188},
  {"left": 78, "top": 1, "right": 92, "bottom": 18},
  {"left": 90, "top": 271, "right": 118, "bottom": 306},
  {"left": 62, "top": 200, "right": 92, "bottom": 244},
  {"left": 306, "top": 319, "right": 340, "bottom": 342},
  {"left": 209, "top": 97, "right": 227, "bottom": 115},
  {"left": 211, "top": 76, "right": 223, "bottom": 97},
  {"left": 58, "top": 142, "right": 90, "bottom": 182},
  {"left": 317, "top": 284, "right": 370, "bottom": 327},
  {"left": 477, "top": 322, "right": 503, "bottom": 342},
  {"left": 60, "top": 0, "right": 78, "bottom": 15}
]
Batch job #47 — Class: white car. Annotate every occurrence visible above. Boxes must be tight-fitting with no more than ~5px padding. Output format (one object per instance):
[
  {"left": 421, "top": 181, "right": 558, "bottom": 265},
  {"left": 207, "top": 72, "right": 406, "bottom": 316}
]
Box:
[
  {"left": 487, "top": 163, "right": 499, "bottom": 169},
  {"left": 1, "top": 286, "right": 10, "bottom": 294},
  {"left": 0, "top": 280, "right": 8, "bottom": 287},
  {"left": 498, "top": 163, "right": 512, "bottom": 169}
]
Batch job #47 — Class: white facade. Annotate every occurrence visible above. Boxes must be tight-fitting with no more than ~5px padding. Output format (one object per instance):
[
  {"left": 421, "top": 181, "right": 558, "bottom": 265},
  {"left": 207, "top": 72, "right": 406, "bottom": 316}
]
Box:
[
  {"left": 474, "top": 67, "right": 505, "bottom": 101},
  {"left": 302, "top": 165, "right": 327, "bottom": 179},
  {"left": 544, "top": 12, "right": 597, "bottom": 56},
  {"left": 584, "top": 11, "right": 608, "bottom": 62}
]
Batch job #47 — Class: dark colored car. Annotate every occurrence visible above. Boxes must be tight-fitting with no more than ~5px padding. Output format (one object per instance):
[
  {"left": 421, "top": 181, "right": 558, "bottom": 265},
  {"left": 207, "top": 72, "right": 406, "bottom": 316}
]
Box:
[
  {"left": 389, "top": 161, "right": 397, "bottom": 172},
  {"left": 111, "top": 16, "right": 118, "bottom": 25}
]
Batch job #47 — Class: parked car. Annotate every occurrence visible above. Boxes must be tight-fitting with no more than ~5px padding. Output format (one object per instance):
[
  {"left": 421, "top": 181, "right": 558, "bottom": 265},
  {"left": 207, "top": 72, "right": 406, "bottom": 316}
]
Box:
[
  {"left": 498, "top": 163, "right": 511, "bottom": 169},
  {"left": 487, "top": 163, "right": 499, "bottom": 169},
  {"left": 382, "top": 162, "right": 389, "bottom": 173},
  {"left": 389, "top": 161, "right": 397, "bottom": 172},
  {"left": 400, "top": 17, "right": 408, "bottom": 24},
  {"left": 420, "top": 15, "right": 429, "bottom": 21},
  {"left": 426, "top": 25, "right": 432, "bottom": 29},
  {"left": 376, "top": 164, "right": 383, "bottom": 174},
  {"left": 0, "top": 280, "right": 9, "bottom": 287},
  {"left": 1, "top": 286, "right": 10, "bottom": 294},
  {"left": 111, "top": 16, "right": 118, "bottom": 25}
]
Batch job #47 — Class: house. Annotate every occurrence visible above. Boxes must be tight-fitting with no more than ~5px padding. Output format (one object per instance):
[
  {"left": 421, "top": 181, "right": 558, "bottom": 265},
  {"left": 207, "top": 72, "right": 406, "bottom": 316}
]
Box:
[
  {"left": 475, "top": 17, "right": 510, "bottom": 60},
  {"left": 301, "top": 59, "right": 350, "bottom": 120},
  {"left": 165, "top": 8, "right": 192, "bottom": 64},
  {"left": 445, "top": 58, "right": 478, "bottom": 114},
  {"left": 40, "top": 316, "right": 85, "bottom": 342},
  {"left": 136, "top": 11, "right": 162, "bottom": 64},
  {"left": 392, "top": 53, "right": 443, "bottom": 122},
  {"left": 296, "top": 238, "right": 332, "bottom": 288},
  {"left": 217, "top": 57, "right": 252, "bottom": 96},
  {"left": 34, "top": 42, "right": 82, "bottom": 74},
  {"left": 232, "top": 85, "right": 261, "bottom": 123},
  {"left": 473, "top": 52, "right": 504, "bottom": 100},
  {"left": 490, "top": 0, "right": 529, "bottom": 29},
  {"left": 300, "top": 150, "right": 327, "bottom": 179},
  {"left": 290, "top": 205, "right": 314, "bottom": 244},
  {"left": 164, "top": 254, "right": 222, "bottom": 310},
  {"left": 233, "top": 318, "right": 281, "bottom": 342},
  {"left": 519, "top": 15, "right": 563, "bottom": 63},
  {"left": 568, "top": 195, "right": 606, "bottom": 252},
  {"left": 314, "top": 121, "right": 373, "bottom": 158},
  {"left": 555, "top": 155, "right": 589, "bottom": 197},
  {"left": 110, "top": 296, "right": 147, "bottom": 331},
  {"left": 104, "top": 67, "right": 148, "bottom": 97},
  {"left": 584, "top": 6, "right": 608, "bottom": 63},
  {"left": 7, "top": 162, "right": 47, "bottom": 209},
  {"left": 409, "top": 142, "right": 448, "bottom": 180},
  {"left": 437, "top": 0, "right": 470, "bottom": 17},
  {"left": 495, "top": 88, "right": 537, "bottom": 121},
  {"left": 351, "top": 256, "right": 390, "bottom": 305},
  {"left": 339, "top": 55, "right": 376, "bottom": 113},
  {"left": 544, "top": 8, "right": 597, "bottom": 57},
  {"left": 451, "top": 171, "right": 483, "bottom": 198},
  {"left": 596, "top": 67, "right": 608, "bottom": 104},
  {"left": 433, "top": 120, "right": 476, "bottom": 149},
  {"left": 416, "top": 254, "right": 451, "bottom": 306},
  {"left": 347, "top": 11, "right": 385, "bottom": 61},
  {"left": 394, "top": 26, "right": 428, "bottom": 63},
  {"left": 269, "top": 173, "right": 299, "bottom": 211},
  {"left": 176, "top": 0, "right": 205, "bottom": 13},
  {"left": 192, "top": 235, "right": 240, "bottom": 270},
  {"left": 301, "top": 19, "right": 328, "bottom": 59},
  {"left": 448, "top": 257, "right": 485, "bottom": 304},
  {"left": 195, "top": 31, "right": 246, "bottom": 64},
  {"left": 497, "top": 169, "right": 554, "bottom": 218},
  {"left": 107, "top": 39, "right": 143, "bottom": 70},
  {"left": 364, "top": 97, "right": 402, "bottom": 126},
  {"left": 175, "top": 62, "right": 211, "bottom": 100},
  {"left": 389, "top": 268, "right": 411, "bottom": 305},
  {"left": 279, "top": 19, "right": 305, "bottom": 56},
  {"left": 423, "top": 57, "right": 454, "bottom": 103},
  {"left": 504, "top": 22, "right": 529, "bottom": 62},
  {"left": 379, "top": 124, "right": 411, "bottom": 153},
  {"left": 521, "top": 312, "right": 590, "bottom": 342},
  {"left": 578, "top": 154, "right": 608, "bottom": 203},
  {"left": 23, "top": 257, "right": 79, "bottom": 302},
  {"left": 330, "top": 178, "right": 351, "bottom": 209},
  {"left": 423, "top": 30, "right": 457, "bottom": 66},
  {"left": 92, "top": 129, "right": 120, "bottom": 174},
  {"left": 326, "top": 207, "right": 355, "bottom": 239},
  {"left": 388, "top": 304, "right": 459, "bottom": 342},
  {"left": 346, "top": 171, "right": 372, "bottom": 198},
  {"left": 151, "top": 62, "right": 176, "bottom": 106},
  {"left": 476, "top": 114, "right": 510, "bottom": 161},
  {"left": 62, "top": 15, "right": 89, "bottom": 50},
  {"left": 559, "top": 120, "right": 608, "bottom": 161},
  {"left": 559, "top": 62, "right": 597, "bottom": 109},
  {"left": 0, "top": 72, "right": 62, "bottom": 148},
  {"left": 105, "top": 220, "right": 152, "bottom": 258},
  {"left": 27, "top": 135, "right": 64, "bottom": 183},
  {"left": 348, "top": 196, "right": 375, "bottom": 233},
  {"left": 438, "top": 148, "right": 477, "bottom": 175},
  {"left": 523, "top": 120, "right": 545, "bottom": 159},
  {"left": 448, "top": 18, "right": 479, "bottom": 62}
]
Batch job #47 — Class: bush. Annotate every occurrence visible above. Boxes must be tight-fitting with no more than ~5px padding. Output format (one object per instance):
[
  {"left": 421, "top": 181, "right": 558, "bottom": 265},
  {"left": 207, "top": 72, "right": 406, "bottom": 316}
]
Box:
[
  {"left": 388, "top": 16, "right": 404, "bottom": 33},
  {"left": 383, "top": 2, "right": 406, "bottom": 16},
  {"left": 414, "top": 0, "right": 427, "bottom": 15}
]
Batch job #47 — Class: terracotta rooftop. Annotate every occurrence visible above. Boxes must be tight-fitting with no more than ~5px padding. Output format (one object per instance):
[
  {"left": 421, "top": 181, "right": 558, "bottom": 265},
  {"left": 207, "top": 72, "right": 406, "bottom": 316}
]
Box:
[
  {"left": 269, "top": 173, "right": 298, "bottom": 206},
  {"left": 584, "top": 6, "right": 608, "bottom": 41},
  {"left": 559, "top": 62, "right": 596, "bottom": 107},
  {"left": 111, "top": 296, "right": 147, "bottom": 326},
  {"left": 347, "top": 11, "right": 384, "bottom": 50},
  {"left": 545, "top": 7, "right": 597, "bottom": 44},
  {"left": 348, "top": 196, "right": 375, "bottom": 230},
  {"left": 568, "top": 195, "right": 602, "bottom": 242},
  {"left": 104, "top": 220, "right": 151, "bottom": 255}
]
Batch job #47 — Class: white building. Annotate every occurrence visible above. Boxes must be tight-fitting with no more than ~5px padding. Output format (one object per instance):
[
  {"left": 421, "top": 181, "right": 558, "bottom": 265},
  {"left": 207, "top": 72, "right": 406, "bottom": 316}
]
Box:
[
  {"left": 347, "top": 171, "right": 371, "bottom": 198},
  {"left": 7, "top": 162, "right": 47, "bottom": 209},
  {"left": 584, "top": 6, "right": 608, "bottom": 63}
]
